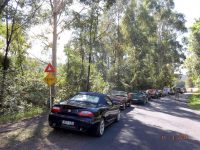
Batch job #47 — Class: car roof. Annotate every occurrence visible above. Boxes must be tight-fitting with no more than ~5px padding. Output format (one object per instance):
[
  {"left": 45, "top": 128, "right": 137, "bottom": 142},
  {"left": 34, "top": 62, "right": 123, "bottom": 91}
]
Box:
[
  {"left": 77, "top": 92, "right": 108, "bottom": 104},
  {"left": 78, "top": 92, "right": 107, "bottom": 98}
]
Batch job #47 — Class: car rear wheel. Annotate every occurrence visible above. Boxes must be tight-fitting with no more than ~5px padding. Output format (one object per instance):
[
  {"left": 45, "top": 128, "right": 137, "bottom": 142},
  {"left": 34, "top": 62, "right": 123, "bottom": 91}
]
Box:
[{"left": 94, "top": 119, "right": 105, "bottom": 137}]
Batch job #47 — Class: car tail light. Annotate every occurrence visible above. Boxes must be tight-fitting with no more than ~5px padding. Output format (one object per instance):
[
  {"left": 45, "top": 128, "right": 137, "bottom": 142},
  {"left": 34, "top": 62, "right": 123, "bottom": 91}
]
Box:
[
  {"left": 78, "top": 111, "right": 94, "bottom": 117},
  {"left": 51, "top": 106, "right": 61, "bottom": 113}
]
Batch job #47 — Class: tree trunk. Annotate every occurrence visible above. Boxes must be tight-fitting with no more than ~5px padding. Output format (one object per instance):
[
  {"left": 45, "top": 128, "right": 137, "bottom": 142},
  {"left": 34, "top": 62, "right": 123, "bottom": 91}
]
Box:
[
  {"left": 0, "top": 12, "right": 14, "bottom": 107},
  {"left": 86, "top": 7, "right": 94, "bottom": 92},
  {"left": 79, "top": 32, "right": 85, "bottom": 91},
  {"left": 51, "top": 0, "right": 58, "bottom": 98},
  {"left": 86, "top": 52, "right": 91, "bottom": 92},
  {"left": 86, "top": 2, "right": 99, "bottom": 92}
]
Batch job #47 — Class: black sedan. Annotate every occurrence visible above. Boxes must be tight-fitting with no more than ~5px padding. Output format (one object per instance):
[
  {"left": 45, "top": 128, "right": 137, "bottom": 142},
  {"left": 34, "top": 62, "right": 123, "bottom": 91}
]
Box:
[{"left": 48, "top": 92, "right": 120, "bottom": 136}]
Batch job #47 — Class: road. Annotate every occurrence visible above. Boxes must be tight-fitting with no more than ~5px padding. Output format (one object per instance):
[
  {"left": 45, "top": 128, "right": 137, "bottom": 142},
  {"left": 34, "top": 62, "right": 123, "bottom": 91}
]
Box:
[{"left": 1, "top": 96, "right": 200, "bottom": 150}]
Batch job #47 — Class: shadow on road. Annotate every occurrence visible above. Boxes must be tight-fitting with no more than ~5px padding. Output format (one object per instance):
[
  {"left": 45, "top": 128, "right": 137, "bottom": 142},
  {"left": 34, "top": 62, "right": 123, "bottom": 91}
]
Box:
[
  {"left": 2, "top": 115, "right": 48, "bottom": 150},
  {"left": 138, "top": 97, "right": 200, "bottom": 122}
]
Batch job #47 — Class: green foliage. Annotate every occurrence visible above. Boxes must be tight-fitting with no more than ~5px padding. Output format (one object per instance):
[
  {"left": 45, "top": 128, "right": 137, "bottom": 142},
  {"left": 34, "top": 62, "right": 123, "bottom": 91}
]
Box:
[
  {"left": 189, "top": 94, "right": 200, "bottom": 110},
  {"left": 90, "top": 65, "right": 109, "bottom": 93},
  {"left": 185, "top": 18, "right": 200, "bottom": 86},
  {"left": 62, "top": 0, "right": 187, "bottom": 93},
  {"left": 116, "top": 0, "right": 186, "bottom": 89},
  {"left": 0, "top": 106, "right": 46, "bottom": 124},
  {"left": 0, "top": 58, "right": 49, "bottom": 114}
]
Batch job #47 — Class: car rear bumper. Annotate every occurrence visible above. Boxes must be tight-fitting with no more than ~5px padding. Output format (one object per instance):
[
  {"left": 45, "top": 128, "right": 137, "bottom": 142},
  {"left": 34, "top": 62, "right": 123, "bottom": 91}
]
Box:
[{"left": 48, "top": 113, "right": 96, "bottom": 132}]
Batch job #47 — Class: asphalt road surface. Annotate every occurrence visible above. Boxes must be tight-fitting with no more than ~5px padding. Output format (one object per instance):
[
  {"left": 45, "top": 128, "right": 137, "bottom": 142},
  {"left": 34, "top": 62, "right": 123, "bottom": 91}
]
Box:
[{"left": 1, "top": 96, "right": 200, "bottom": 150}]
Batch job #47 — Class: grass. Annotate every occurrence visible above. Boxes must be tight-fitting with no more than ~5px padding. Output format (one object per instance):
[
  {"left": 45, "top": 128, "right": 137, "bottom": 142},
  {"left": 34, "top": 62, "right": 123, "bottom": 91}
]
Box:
[
  {"left": 0, "top": 107, "right": 48, "bottom": 124},
  {"left": 188, "top": 94, "right": 200, "bottom": 110}
]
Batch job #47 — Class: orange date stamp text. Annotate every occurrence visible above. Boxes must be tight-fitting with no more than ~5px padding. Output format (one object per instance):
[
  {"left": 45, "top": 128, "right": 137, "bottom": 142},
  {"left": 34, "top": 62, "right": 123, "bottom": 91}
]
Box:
[{"left": 161, "top": 134, "right": 189, "bottom": 141}]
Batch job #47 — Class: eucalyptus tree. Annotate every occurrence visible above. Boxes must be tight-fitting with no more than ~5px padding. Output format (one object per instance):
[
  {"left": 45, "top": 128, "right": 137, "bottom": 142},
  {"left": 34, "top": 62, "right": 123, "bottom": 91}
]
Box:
[
  {"left": 120, "top": 0, "right": 187, "bottom": 89},
  {"left": 76, "top": 0, "right": 116, "bottom": 91},
  {"left": 146, "top": 0, "right": 187, "bottom": 87},
  {"left": 49, "top": 0, "right": 73, "bottom": 71},
  {"left": 102, "top": 0, "right": 129, "bottom": 89},
  {"left": 185, "top": 18, "right": 200, "bottom": 85},
  {"left": 120, "top": 0, "right": 154, "bottom": 89},
  {"left": 74, "top": 0, "right": 128, "bottom": 90},
  {"left": 64, "top": 8, "right": 91, "bottom": 91},
  {"left": 32, "top": 0, "right": 73, "bottom": 97}
]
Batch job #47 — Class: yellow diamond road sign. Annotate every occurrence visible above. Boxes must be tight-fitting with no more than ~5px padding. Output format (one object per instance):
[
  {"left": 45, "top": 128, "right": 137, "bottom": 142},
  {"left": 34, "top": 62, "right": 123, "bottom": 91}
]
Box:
[{"left": 44, "top": 73, "right": 57, "bottom": 86}]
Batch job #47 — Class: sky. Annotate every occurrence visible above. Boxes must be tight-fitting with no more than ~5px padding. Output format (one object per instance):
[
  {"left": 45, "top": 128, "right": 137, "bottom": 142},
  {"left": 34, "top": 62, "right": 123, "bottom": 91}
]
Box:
[
  {"left": 173, "top": 0, "right": 200, "bottom": 75},
  {"left": 174, "top": 0, "right": 200, "bottom": 27},
  {"left": 28, "top": 0, "right": 200, "bottom": 65}
]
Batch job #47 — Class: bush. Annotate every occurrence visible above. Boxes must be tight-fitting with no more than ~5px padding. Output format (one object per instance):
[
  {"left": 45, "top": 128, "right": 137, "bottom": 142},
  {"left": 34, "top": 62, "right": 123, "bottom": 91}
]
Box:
[
  {"left": 188, "top": 94, "right": 200, "bottom": 110},
  {"left": 0, "top": 69, "right": 49, "bottom": 114},
  {"left": 0, "top": 106, "right": 47, "bottom": 124}
]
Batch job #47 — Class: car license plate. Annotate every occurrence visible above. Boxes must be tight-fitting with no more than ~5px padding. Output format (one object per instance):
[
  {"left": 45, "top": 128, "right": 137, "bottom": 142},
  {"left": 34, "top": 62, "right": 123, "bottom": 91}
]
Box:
[{"left": 62, "top": 120, "right": 74, "bottom": 126}]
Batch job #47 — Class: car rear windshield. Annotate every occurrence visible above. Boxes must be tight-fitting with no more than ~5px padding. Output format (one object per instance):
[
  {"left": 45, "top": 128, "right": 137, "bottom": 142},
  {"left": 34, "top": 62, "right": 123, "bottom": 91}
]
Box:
[{"left": 69, "top": 94, "right": 100, "bottom": 104}]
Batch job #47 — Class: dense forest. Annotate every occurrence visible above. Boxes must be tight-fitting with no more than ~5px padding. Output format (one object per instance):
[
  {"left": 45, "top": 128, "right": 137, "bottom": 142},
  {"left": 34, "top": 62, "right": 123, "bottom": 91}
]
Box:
[{"left": 0, "top": 0, "right": 199, "bottom": 116}]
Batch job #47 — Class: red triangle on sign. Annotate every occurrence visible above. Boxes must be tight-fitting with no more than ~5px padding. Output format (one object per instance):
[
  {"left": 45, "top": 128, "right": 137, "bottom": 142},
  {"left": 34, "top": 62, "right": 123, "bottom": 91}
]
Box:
[{"left": 44, "top": 63, "right": 56, "bottom": 72}]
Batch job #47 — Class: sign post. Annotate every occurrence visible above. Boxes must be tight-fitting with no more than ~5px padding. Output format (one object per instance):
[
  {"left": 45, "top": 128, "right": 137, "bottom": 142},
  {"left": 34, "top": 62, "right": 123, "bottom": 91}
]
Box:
[
  {"left": 49, "top": 85, "right": 52, "bottom": 109},
  {"left": 44, "top": 63, "right": 56, "bottom": 109}
]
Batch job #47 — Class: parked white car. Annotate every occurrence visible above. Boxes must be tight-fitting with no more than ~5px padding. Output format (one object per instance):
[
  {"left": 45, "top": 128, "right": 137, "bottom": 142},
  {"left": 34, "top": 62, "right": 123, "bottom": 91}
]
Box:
[{"left": 163, "top": 87, "right": 171, "bottom": 96}]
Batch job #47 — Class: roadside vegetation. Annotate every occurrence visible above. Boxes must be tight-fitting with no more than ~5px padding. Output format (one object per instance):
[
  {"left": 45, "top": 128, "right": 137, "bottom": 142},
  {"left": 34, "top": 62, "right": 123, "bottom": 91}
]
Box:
[
  {"left": 188, "top": 93, "right": 200, "bottom": 111},
  {"left": 0, "top": 106, "right": 47, "bottom": 124}
]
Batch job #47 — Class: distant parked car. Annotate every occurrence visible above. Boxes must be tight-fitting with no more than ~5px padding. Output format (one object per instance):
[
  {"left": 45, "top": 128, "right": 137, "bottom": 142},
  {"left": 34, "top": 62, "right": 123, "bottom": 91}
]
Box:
[
  {"left": 128, "top": 91, "right": 148, "bottom": 105},
  {"left": 181, "top": 88, "right": 187, "bottom": 93},
  {"left": 157, "top": 90, "right": 163, "bottom": 97},
  {"left": 174, "top": 87, "right": 186, "bottom": 94},
  {"left": 168, "top": 88, "right": 175, "bottom": 95},
  {"left": 163, "top": 87, "right": 175, "bottom": 96},
  {"left": 163, "top": 87, "right": 170, "bottom": 96},
  {"left": 146, "top": 89, "right": 159, "bottom": 99},
  {"left": 48, "top": 92, "right": 120, "bottom": 137},
  {"left": 108, "top": 90, "right": 131, "bottom": 110}
]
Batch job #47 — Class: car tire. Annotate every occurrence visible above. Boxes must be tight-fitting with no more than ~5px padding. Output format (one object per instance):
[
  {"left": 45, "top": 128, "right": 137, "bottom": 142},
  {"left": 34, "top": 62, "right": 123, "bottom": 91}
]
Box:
[
  {"left": 115, "top": 110, "right": 120, "bottom": 122},
  {"left": 94, "top": 119, "right": 105, "bottom": 137}
]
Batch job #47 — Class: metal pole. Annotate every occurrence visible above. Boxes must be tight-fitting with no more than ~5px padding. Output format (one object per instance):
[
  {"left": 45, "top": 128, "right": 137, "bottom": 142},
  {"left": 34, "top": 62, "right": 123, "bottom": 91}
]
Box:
[{"left": 49, "top": 85, "right": 52, "bottom": 109}]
